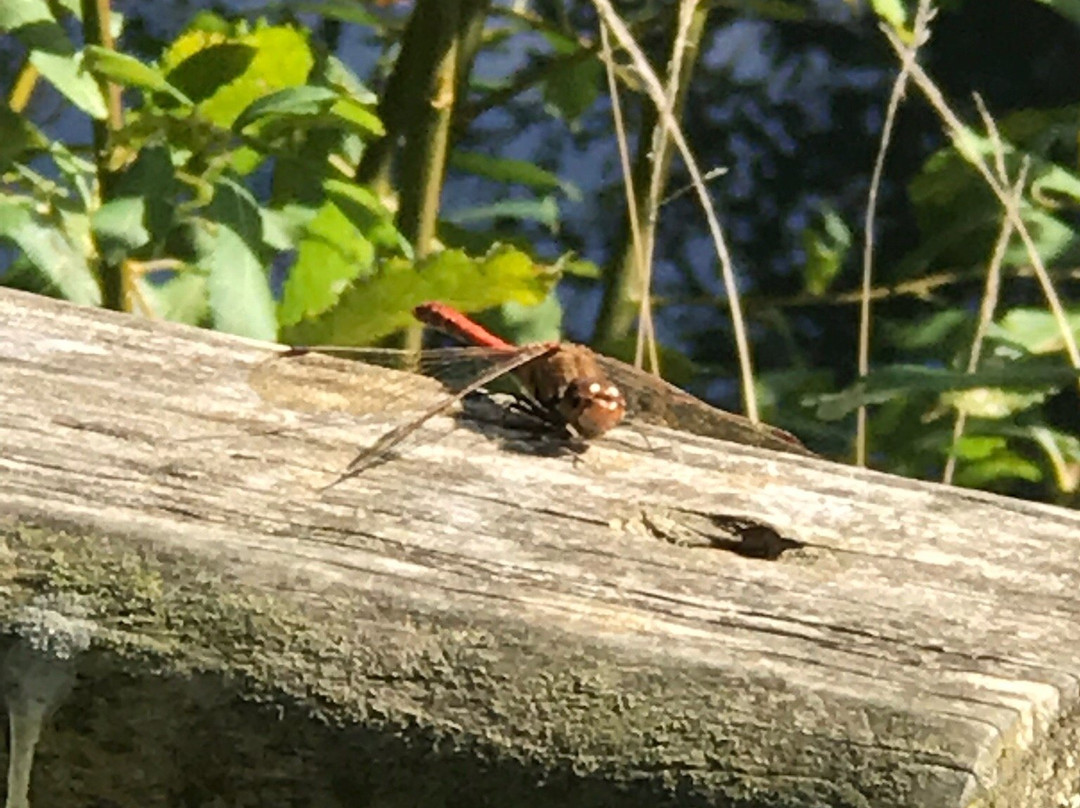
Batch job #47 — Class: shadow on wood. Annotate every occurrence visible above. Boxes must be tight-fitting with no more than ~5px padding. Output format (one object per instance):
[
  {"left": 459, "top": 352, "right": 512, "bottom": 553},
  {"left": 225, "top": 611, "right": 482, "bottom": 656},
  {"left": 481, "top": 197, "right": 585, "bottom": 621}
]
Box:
[{"left": 1, "top": 288, "right": 1079, "bottom": 807}]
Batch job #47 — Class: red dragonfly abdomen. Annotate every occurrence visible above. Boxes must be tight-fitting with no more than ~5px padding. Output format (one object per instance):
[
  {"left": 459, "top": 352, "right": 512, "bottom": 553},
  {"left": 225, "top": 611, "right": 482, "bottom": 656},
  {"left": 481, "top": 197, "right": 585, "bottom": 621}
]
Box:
[{"left": 413, "top": 302, "right": 515, "bottom": 351}]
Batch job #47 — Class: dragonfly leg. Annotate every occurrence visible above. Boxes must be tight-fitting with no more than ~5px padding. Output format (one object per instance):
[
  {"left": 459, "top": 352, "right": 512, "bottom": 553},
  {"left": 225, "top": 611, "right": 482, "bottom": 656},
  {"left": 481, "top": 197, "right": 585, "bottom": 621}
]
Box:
[{"left": 505, "top": 394, "right": 574, "bottom": 439}]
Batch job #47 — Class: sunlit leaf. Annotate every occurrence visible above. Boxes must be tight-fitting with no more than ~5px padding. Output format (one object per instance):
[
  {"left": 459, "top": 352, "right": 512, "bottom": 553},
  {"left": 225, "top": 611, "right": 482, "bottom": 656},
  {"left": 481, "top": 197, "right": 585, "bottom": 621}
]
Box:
[
  {"left": 953, "top": 451, "right": 1043, "bottom": 488},
  {"left": 30, "top": 49, "right": 108, "bottom": 119},
  {"left": 941, "top": 387, "right": 1048, "bottom": 418},
  {"left": 232, "top": 85, "right": 339, "bottom": 130},
  {"left": 0, "top": 0, "right": 54, "bottom": 29},
  {"left": 992, "top": 307, "right": 1080, "bottom": 354},
  {"left": 0, "top": 199, "right": 101, "bottom": 305},
  {"left": 801, "top": 207, "right": 850, "bottom": 295},
  {"left": 83, "top": 46, "right": 191, "bottom": 103},
  {"left": 868, "top": 0, "right": 907, "bottom": 28},
  {"left": 162, "top": 24, "right": 314, "bottom": 129},
  {"left": 283, "top": 245, "right": 560, "bottom": 346},
  {"left": 194, "top": 180, "right": 276, "bottom": 340},
  {"left": 136, "top": 268, "right": 208, "bottom": 325}
]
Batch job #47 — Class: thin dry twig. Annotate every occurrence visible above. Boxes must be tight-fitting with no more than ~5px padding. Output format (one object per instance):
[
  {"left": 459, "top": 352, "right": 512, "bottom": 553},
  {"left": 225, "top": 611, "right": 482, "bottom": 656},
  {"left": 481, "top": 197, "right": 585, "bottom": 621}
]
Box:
[
  {"left": 881, "top": 26, "right": 1080, "bottom": 384},
  {"left": 597, "top": 23, "right": 658, "bottom": 372},
  {"left": 942, "top": 164, "right": 1027, "bottom": 485},
  {"left": 590, "top": 0, "right": 760, "bottom": 422},
  {"left": 632, "top": 0, "right": 702, "bottom": 375},
  {"left": 858, "top": 0, "right": 936, "bottom": 467}
]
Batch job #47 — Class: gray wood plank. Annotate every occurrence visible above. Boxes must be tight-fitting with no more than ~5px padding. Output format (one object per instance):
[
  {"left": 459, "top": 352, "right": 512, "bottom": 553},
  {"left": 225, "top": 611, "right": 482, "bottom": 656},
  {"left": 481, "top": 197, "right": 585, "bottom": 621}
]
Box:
[{"left": 0, "top": 287, "right": 1078, "bottom": 808}]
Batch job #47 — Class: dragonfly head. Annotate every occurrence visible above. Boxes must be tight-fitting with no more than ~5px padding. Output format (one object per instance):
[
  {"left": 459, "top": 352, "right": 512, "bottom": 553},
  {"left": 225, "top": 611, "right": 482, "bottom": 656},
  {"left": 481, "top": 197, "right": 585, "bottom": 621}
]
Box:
[{"left": 560, "top": 378, "right": 627, "bottom": 438}]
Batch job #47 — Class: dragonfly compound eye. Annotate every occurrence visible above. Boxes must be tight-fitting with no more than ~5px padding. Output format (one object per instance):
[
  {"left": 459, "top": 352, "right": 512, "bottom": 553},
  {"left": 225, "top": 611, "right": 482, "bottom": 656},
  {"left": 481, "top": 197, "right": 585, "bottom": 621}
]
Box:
[{"left": 560, "top": 379, "right": 627, "bottom": 438}]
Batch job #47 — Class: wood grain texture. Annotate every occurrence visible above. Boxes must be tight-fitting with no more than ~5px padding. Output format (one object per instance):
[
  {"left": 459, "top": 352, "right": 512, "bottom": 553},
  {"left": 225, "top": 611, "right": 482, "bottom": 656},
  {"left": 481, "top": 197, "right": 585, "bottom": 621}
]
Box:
[{"left": 1, "top": 287, "right": 1079, "bottom": 808}]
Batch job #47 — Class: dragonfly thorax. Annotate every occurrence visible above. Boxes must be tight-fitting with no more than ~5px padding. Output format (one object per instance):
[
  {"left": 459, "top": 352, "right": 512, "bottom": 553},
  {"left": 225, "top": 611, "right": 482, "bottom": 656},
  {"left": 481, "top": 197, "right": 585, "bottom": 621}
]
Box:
[{"left": 516, "top": 344, "right": 627, "bottom": 438}]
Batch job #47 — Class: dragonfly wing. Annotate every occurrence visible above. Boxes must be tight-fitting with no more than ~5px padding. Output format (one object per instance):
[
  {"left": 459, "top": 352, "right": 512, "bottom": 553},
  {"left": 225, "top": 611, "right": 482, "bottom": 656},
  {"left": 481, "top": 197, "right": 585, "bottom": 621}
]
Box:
[
  {"left": 592, "top": 354, "right": 814, "bottom": 457},
  {"left": 249, "top": 345, "right": 522, "bottom": 416},
  {"left": 328, "top": 341, "right": 559, "bottom": 487}
]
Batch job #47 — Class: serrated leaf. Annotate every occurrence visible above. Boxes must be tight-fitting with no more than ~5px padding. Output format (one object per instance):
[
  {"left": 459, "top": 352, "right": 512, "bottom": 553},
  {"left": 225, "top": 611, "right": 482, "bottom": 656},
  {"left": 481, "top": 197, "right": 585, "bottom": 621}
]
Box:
[
  {"left": 83, "top": 46, "right": 190, "bottom": 103},
  {"left": 0, "top": 199, "right": 101, "bottom": 304},
  {"left": 194, "top": 180, "right": 276, "bottom": 340},
  {"left": 282, "top": 245, "right": 559, "bottom": 346},
  {"left": 163, "top": 25, "right": 314, "bottom": 129},
  {"left": 279, "top": 199, "right": 375, "bottom": 327}
]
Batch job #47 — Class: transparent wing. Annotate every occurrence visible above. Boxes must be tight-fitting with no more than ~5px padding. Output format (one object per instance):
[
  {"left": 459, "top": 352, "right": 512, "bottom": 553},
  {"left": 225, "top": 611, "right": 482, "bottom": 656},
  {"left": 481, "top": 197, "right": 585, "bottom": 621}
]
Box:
[
  {"left": 248, "top": 345, "right": 526, "bottom": 417},
  {"left": 593, "top": 353, "right": 814, "bottom": 457},
  {"left": 328, "top": 342, "right": 557, "bottom": 487}
]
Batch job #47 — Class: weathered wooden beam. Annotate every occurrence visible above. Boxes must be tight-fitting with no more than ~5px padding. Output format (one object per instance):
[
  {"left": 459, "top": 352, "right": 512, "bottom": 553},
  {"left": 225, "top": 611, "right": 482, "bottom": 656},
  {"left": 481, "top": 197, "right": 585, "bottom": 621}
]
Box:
[{"left": 1, "top": 287, "right": 1078, "bottom": 807}]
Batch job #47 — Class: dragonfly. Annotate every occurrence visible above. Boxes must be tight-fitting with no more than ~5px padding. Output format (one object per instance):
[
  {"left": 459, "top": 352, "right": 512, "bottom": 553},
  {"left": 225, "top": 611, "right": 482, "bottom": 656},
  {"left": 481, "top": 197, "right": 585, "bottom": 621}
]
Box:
[{"left": 252, "top": 302, "right": 813, "bottom": 486}]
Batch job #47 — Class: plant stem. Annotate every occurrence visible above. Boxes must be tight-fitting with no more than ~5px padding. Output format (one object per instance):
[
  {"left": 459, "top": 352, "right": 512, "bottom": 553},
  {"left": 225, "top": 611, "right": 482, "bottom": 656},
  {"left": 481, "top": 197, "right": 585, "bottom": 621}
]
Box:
[{"left": 81, "top": 0, "right": 124, "bottom": 310}]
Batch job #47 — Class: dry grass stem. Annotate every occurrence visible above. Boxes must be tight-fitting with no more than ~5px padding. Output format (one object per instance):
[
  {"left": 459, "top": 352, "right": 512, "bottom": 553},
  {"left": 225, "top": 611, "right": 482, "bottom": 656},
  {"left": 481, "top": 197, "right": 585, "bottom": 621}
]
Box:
[
  {"left": 881, "top": 27, "right": 1080, "bottom": 385},
  {"left": 857, "top": 0, "right": 936, "bottom": 467},
  {"left": 942, "top": 165, "right": 1027, "bottom": 485},
  {"left": 590, "top": 0, "right": 759, "bottom": 421}
]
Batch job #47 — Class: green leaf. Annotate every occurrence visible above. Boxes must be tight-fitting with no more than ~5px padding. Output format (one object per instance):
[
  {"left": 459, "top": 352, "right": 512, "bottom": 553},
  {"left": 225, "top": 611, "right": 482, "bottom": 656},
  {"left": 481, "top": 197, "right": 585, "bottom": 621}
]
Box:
[
  {"left": 992, "top": 308, "right": 1080, "bottom": 354},
  {"left": 278, "top": 180, "right": 408, "bottom": 328},
  {"left": 446, "top": 197, "right": 561, "bottom": 229},
  {"left": 282, "top": 245, "right": 559, "bottom": 346},
  {"left": 137, "top": 269, "right": 208, "bottom": 325},
  {"left": 450, "top": 152, "right": 581, "bottom": 200},
  {"left": 941, "top": 387, "right": 1049, "bottom": 418},
  {"left": 92, "top": 196, "right": 151, "bottom": 259},
  {"left": 162, "top": 24, "right": 314, "bottom": 129},
  {"left": 83, "top": 46, "right": 191, "bottom": 103},
  {"left": 800, "top": 208, "right": 851, "bottom": 295},
  {"left": 1033, "top": 0, "right": 1080, "bottom": 28},
  {"left": 868, "top": 0, "right": 908, "bottom": 27},
  {"left": 232, "top": 85, "right": 339, "bottom": 130},
  {"left": 953, "top": 451, "right": 1043, "bottom": 488},
  {"left": 810, "top": 363, "right": 1080, "bottom": 420},
  {"left": 91, "top": 146, "right": 176, "bottom": 263},
  {"left": 328, "top": 97, "right": 384, "bottom": 137},
  {"left": 0, "top": 0, "right": 52, "bottom": 31},
  {"left": 194, "top": 180, "right": 276, "bottom": 340},
  {"left": 30, "top": 47, "right": 108, "bottom": 119},
  {"left": 289, "top": 0, "right": 379, "bottom": 26},
  {"left": 543, "top": 52, "right": 602, "bottom": 124},
  {"left": 0, "top": 106, "right": 48, "bottom": 169},
  {"left": 0, "top": 199, "right": 101, "bottom": 305},
  {"left": 323, "top": 55, "right": 377, "bottom": 104}
]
